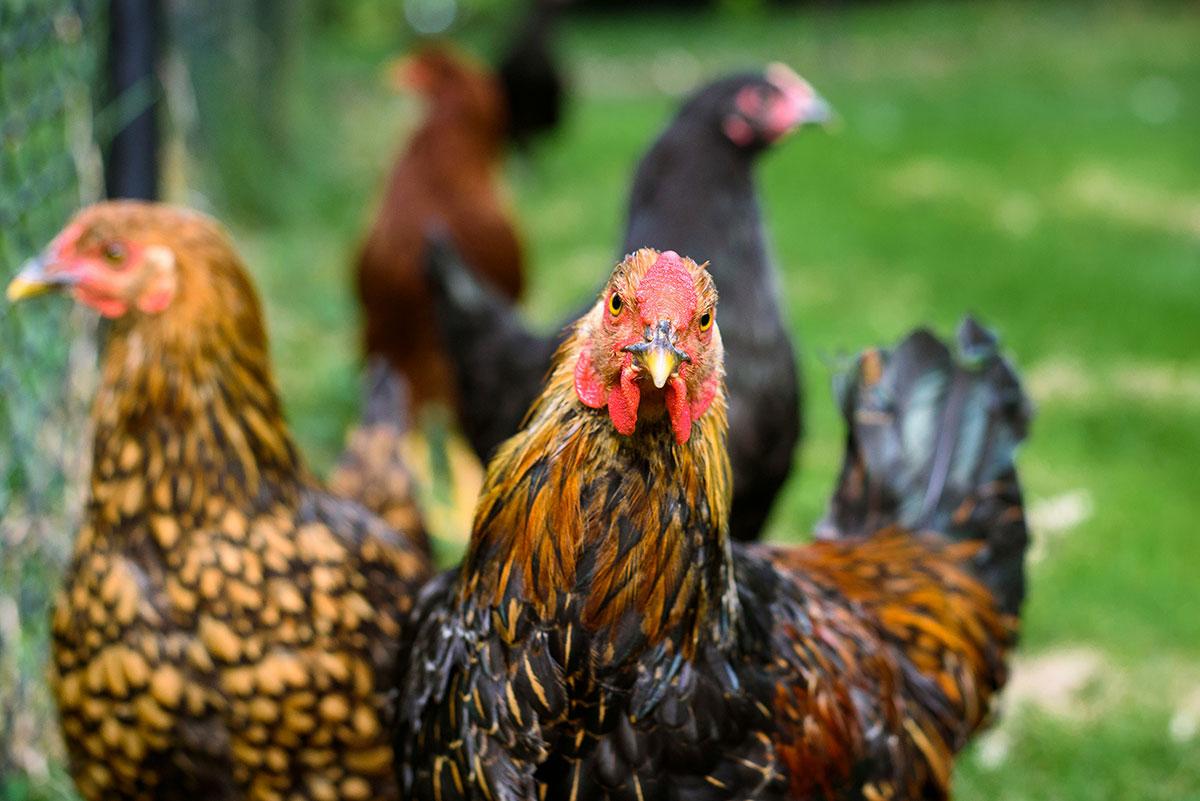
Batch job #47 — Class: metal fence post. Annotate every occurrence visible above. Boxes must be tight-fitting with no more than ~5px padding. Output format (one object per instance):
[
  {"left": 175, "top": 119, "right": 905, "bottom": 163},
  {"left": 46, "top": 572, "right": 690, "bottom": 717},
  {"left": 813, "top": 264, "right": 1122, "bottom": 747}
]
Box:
[{"left": 103, "top": 0, "right": 159, "bottom": 200}]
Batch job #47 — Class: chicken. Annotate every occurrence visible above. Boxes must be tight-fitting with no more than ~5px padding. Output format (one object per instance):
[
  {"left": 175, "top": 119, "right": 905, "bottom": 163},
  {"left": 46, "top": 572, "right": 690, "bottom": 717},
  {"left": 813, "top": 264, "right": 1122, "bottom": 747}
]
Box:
[
  {"left": 497, "top": 0, "right": 569, "bottom": 151},
  {"left": 395, "top": 249, "right": 1031, "bottom": 800},
  {"left": 6, "top": 202, "right": 432, "bottom": 801},
  {"left": 425, "top": 65, "right": 832, "bottom": 541},
  {"left": 328, "top": 358, "right": 429, "bottom": 556},
  {"left": 358, "top": 43, "right": 523, "bottom": 412}
]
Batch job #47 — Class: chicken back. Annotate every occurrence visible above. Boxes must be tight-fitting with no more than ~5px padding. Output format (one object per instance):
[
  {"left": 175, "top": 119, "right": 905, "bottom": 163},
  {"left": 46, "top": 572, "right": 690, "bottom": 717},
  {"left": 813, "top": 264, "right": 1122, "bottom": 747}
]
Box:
[{"left": 328, "top": 357, "right": 429, "bottom": 554}]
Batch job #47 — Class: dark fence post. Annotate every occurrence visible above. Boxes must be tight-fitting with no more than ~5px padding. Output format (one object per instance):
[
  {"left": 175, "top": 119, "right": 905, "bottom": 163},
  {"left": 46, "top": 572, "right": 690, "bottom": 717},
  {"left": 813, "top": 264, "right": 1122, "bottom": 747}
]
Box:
[{"left": 103, "top": 0, "right": 159, "bottom": 200}]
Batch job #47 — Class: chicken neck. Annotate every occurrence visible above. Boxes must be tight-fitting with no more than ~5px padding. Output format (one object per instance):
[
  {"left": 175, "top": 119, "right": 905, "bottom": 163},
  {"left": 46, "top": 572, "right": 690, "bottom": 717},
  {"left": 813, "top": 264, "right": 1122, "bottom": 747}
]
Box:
[
  {"left": 85, "top": 267, "right": 303, "bottom": 554},
  {"left": 459, "top": 340, "right": 739, "bottom": 667}
]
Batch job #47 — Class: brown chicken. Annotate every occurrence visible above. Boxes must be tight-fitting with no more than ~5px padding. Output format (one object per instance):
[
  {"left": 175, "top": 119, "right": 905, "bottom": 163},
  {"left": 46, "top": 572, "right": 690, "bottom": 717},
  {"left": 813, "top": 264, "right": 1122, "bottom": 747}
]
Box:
[
  {"left": 394, "top": 249, "right": 1031, "bottom": 800},
  {"left": 357, "top": 44, "right": 523, "bottom": 411},
  {"left": 6, "top": 202, "right": 431, "bottom": 801}
]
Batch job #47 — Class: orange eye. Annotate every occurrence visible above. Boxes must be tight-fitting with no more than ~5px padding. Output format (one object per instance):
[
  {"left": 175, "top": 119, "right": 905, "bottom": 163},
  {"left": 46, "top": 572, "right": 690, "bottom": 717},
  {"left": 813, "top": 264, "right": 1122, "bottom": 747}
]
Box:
[
  {"left": 608, "top": 292, "right": 623, "bottom": 316},
  {"left": 698, "top": 310, "right": 713, "bottom": 331}
]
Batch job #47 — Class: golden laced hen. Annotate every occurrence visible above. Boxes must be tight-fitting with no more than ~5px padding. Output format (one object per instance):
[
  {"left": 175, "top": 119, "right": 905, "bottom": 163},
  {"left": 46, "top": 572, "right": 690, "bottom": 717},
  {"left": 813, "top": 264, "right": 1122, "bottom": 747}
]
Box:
[
  {"left": 394, "top": 249, "right": 1031, "bottom": 801},
  {"left": 7, "top": 202, "right": 431, "bottom": 801}
]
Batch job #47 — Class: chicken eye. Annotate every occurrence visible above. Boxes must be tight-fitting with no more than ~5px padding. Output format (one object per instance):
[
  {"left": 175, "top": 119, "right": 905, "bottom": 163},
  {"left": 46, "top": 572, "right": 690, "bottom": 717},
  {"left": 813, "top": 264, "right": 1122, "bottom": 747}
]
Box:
[
  {"left": 698, "top": 310, "right": 713, "bottom": 331},
  {"left": 608, "top": 292, "right": 623, "bottom": 316},
  {"left": 102, "top": 241, "right": 126, "bottom": 265}
]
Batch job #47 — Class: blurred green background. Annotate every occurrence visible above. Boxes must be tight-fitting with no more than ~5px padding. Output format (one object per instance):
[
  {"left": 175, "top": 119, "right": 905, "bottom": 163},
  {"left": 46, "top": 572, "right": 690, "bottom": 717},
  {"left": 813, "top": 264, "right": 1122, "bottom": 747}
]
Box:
[{"left": 4, "top": 0, "right": 1200, "bottom": 799}]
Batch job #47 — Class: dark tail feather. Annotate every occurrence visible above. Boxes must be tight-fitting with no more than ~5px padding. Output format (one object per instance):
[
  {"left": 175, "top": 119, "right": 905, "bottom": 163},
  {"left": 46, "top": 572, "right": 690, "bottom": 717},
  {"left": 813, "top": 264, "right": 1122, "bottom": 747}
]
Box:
[
  {"left": 422, "top": 230, "right": 559, "bottom": 461},
  {"left": 361, "top": 355, "right": 412, "bottom": 428},
  {"left": 497, "top": 0, "right": 570, "bottom": 150},
  {"left": 819, "top": 317, "right": 1032, "bottom": 614},
  {"left": 330, "top": 359, "right": 430, "bottom": 557}
]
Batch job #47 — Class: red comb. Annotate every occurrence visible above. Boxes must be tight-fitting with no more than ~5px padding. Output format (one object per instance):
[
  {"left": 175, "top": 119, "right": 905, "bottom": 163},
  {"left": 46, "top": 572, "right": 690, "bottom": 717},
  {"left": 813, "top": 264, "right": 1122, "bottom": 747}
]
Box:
[{"left": 635, "top": 250, "right": 696, "bottom": 325}]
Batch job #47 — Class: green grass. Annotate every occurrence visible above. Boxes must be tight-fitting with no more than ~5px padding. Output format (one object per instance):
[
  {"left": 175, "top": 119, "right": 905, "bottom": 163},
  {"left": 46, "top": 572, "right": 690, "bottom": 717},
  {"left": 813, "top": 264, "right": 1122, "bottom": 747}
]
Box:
[
  {"left": 17, "top": 1, "right": 1200, "bottom": 798},
  {"left": 211, "top": 2, "right": 1200, "bottom": 796}
]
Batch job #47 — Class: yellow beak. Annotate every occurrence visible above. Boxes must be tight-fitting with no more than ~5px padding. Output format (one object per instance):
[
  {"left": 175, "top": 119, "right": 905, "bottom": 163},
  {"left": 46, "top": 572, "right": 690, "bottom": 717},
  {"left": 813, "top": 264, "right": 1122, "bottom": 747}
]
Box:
[
  {"left": 7, "top": 276, "right": 53, "bottom": 302},
  {"left": 643, "top": 346, "right": 680, "bottom": 389},
  {"left": 6, "top": 254, "right": 68, "bottom": 303},
  {"left": 623, "top": 319, "right": 690, "bottom": 389}
]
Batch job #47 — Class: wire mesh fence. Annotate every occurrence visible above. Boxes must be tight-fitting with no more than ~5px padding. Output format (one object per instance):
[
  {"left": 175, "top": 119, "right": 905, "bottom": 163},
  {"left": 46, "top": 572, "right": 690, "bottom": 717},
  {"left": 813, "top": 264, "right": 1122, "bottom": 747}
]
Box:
[{"left": 0, "top": 0, "right": 104, "bottom": 794}]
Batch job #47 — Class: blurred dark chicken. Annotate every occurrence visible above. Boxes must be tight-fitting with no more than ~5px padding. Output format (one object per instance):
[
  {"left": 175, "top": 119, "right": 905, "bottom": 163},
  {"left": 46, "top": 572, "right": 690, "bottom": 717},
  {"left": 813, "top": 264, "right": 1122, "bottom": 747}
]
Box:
[
  {"left": 7, "top": 202, "right": 432, "bottom": 801},
  {"left": 497, "top": 0, "right": 569, "bottom": 150},
  {"left": 395, "top": 249, "right": 1031, "bottom": 800},
  {"left": 426, "top": 65, "right": 831, "bottom": 541},
  {"left": 358, "top": 44, "right": 523, "bottom": 412}
]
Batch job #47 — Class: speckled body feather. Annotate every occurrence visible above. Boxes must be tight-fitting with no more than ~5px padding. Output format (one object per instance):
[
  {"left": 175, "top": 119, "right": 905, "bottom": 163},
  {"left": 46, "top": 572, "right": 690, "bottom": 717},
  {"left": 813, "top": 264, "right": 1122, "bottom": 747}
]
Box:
[
  {"left": 40, "top": 204, "right": 431, "bottom": 801},
  {"left": 328, "top": 358, "right": 429, "bottom": 554},
  {"left": 395, "top": 248, "right": 1029, "bottom": 801}
]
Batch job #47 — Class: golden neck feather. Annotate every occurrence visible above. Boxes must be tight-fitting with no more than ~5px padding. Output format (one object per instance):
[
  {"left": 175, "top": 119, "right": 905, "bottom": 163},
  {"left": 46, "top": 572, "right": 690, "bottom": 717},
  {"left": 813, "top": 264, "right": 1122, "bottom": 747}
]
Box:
[
  {"left": 461, "top": 327, "right": 737, "bottom": 659},
  {"left": 87, "top": 250, "right": 302, "bottom": 538}
]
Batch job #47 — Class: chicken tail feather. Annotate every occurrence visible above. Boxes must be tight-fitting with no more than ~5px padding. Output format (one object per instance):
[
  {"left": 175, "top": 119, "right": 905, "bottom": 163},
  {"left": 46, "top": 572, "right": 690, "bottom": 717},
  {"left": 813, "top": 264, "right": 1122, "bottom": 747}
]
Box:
[
  {"left": 423, "top": 228, "right": 556, "bottom": 461},
  {"left": 819, "top": 316, "right": 1032, "bottom": 614},
  {"left": 330, "top": 358, "right": 430, "bottom": 557}
]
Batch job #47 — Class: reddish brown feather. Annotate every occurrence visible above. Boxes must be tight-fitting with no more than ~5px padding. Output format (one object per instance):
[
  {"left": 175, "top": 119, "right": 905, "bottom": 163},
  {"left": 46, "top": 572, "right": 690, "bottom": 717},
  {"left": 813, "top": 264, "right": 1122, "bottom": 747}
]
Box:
[
  {"left": 356, "top": 44, "right": 523, "bottom": 410},
  {"left": 764, "top": 529, "right": 1016, "bottom": 798}
]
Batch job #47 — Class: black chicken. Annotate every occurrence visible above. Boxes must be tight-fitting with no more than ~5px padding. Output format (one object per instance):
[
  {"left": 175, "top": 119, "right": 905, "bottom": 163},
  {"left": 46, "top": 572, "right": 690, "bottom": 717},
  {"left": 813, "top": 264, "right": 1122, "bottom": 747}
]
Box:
[
  {"left": 497, "top": 0, "right": 569, "bottom": 150},
  {"left": 426, "top": 65, "right": 832, "bottom": 542}
]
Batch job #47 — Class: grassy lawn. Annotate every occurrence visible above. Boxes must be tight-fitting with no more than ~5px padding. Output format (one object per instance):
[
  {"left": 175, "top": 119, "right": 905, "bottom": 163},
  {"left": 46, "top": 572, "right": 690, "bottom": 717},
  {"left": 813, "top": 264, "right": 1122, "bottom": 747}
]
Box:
[
  {"left": 219, "top": 2, "right": 1199, "bottom": 797},
  {"left": 9, "top": 1, "right": 1199, "bottom": 798}
]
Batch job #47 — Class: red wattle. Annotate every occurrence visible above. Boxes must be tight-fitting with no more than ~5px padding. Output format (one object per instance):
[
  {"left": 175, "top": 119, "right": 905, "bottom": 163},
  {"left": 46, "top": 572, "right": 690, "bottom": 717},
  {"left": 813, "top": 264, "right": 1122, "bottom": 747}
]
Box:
[
  {"left": 574, "top": 348, "right": 607, "bottom": 409},
  {"left": 690, "top": 371, "right": 719, "bottom": 424},
  {"left": 665, "top": 375, "right": 693, "bottom": 444},
  {"left": 607, "top": 367, "right": 640, "bottom": 436},
  {"left": 74, "top": 287, "right": 128, "bottom": 319}
]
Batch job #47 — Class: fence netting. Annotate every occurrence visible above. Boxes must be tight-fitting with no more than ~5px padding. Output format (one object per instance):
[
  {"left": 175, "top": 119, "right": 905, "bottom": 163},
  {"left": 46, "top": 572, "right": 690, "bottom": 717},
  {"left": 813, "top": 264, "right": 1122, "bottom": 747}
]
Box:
[{"left": 0, "top": 0, "right": 103, "bottom": 794}]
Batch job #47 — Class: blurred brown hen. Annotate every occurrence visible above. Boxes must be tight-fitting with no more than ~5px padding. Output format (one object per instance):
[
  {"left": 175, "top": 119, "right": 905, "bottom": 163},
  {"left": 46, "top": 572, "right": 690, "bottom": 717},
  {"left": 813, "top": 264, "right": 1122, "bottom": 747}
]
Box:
[
  {"left": 7, "top": 202, "right": 432, "bottom": 801},
  {"left": 357, "top": 44, "right": 523, "bottom": 411},
  {"left": 395, "top": 250, "right": 1031, "bottom": 800}
]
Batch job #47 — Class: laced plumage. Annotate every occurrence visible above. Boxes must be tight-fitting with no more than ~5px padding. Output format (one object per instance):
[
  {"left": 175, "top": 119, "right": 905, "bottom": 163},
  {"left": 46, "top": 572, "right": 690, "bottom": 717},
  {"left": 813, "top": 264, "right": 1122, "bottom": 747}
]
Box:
[{"left": 12, "top": 202, "right": 431, "bottom": 801}]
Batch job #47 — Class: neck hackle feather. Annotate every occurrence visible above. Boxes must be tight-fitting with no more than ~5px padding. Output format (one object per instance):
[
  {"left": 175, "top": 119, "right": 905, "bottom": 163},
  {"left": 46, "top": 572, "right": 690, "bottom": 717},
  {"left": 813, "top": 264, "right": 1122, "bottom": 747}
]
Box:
[
  {"left": 89, "top": 205, "right": 303, "bottom": 527},
  {"left": 461, "top": 248, "right": 734, "bottom": 659}
]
